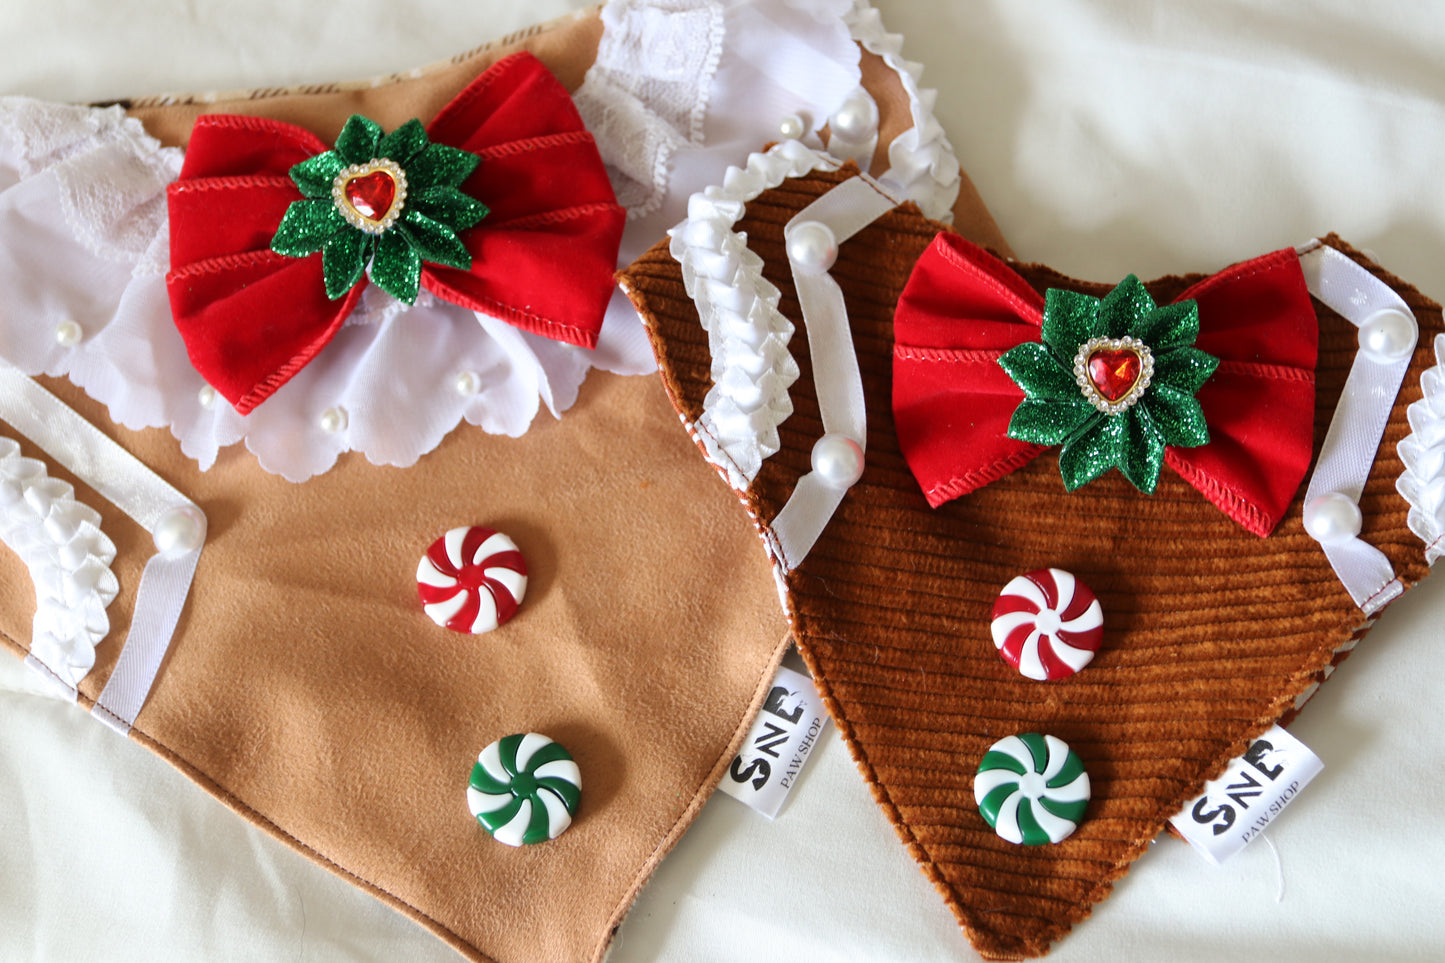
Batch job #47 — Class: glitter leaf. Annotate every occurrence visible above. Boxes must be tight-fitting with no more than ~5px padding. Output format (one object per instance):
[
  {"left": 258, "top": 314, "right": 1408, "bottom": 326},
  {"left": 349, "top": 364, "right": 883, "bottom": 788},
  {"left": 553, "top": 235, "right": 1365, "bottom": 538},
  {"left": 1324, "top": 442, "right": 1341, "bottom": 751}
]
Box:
[
  {"left": 371, "top": 227, "right": 423, "bottom": 304},
  {"left": 411, "top": 186, "right": 489, "bottom": 232},
  {"left": 290, "top": 152, "right": 346, "bottom": 198},
  {"left": 1142, "top": 384, "right": 1210, "bottom": 448},
  {"left": 403, "top": 210, "right": 473, "bottom": 271},
  {"left": 335, "top": 115, "right": 383, "bottom": 166},
  {"left": 1007, "top": 398, "right": 1100, "bottom": 446},
  {"left": 1058, "top": 415, "right": 1128, "bottom": 491},
  {"left": 998, "top": 342, "right": 1080, "bottom": 401},
  {"left": 408, "top": 143, "right": 481, "bottom": 190},
  {"left": 1153, "top": 346, "right": 1220, "bottom": 394},
  {"left": 1040, "top": 288, "right": 1104, "bottom": 367},
  {"left": 1098, "top": 275, "right": 1155, "bottom": 339},
  {"left": 377, "top": 119, "right": 430, "bottom": 167},
  {"left": 1134, "top": 299, "right": 1199, "bottom": 350},
  {"left": 270, "top": 199, "right": 346, "bottom": 257},
  {"left": 1120, "top": 404, "right": 1167, "bottom": 493},
  {"left": 999, "top": 272, "right": 1221, "bottom": 495},
  {"left": 322, "top": 229, "right": 370, "bottom": 299}
]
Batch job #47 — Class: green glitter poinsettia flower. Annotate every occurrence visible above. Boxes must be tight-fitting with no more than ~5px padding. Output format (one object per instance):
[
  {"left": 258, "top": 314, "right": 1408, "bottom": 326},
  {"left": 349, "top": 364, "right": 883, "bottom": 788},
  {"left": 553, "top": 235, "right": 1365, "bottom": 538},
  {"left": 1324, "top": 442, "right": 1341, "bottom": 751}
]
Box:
[
  {"left": 270, "top": 114, "right": 489, "bottom": 304},
  {"left": 997, "top": 276, "right": 1220, "bottom": 493}
]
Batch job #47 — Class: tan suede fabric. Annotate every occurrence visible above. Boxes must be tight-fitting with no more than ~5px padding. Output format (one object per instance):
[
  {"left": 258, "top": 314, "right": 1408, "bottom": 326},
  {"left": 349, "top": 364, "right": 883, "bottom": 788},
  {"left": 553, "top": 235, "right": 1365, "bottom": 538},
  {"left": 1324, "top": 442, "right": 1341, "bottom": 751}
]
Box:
[
  {"left": 0, "top": 371, "right": 790, "bottom": 963},
  {"left": 620, "top": 167, "right": 1442, "bottom": 959}
]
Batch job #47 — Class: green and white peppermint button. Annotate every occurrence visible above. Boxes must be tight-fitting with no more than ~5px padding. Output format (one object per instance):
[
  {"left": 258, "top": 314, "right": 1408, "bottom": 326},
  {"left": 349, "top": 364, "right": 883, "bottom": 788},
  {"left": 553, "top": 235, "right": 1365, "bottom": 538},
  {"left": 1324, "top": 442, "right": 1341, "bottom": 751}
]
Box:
[
  {"left": 974, "top": 733, "right": 1090, "bottom": 845},
  {"left": 468, "top": 733, "right": 581, "bottom": 846}
]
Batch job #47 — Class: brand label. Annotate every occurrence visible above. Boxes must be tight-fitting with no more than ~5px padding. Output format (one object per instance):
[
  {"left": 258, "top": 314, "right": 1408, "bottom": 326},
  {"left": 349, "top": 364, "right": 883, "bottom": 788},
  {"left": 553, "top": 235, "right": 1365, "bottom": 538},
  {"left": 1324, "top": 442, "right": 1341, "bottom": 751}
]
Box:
[
  {"left": 1168, "top": 724, "right": 1323, "bottom": 864},
  {"left": 717, "top": 664, "right": 829, "bottom": 819}
]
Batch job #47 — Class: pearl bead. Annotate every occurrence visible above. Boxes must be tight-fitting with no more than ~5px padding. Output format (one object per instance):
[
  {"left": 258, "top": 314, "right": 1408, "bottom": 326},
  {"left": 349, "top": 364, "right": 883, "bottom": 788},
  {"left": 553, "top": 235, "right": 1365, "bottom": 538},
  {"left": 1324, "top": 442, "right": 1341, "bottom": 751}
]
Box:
[
  {"left": 811, "top": 433, "right": 865, "bottom": 488},
  {"left": 319, "top": 406, "right": 349, "bottom": 433},
  {"left": 152, "top": 505, "right": 207, "bottom": 556},
  {"left": 454, "top": 370, "right": 482, "bottom": 397},
  {"left": 54, "top": 320, "right": 83, "bottom": 346},
  {"left": 778, "top": 114, "right": 807, "bottom": 140},
  {"left": 1357, "top": 307, "right": 1417, "bottom": 364},
  {"left": 198, "top": 385, "right": 218, "bottom": 409},
  {"left": 786, "top": 220, "right": 838, "bottom": 275},
  {"left": 1303, "top": 492, "right": 1362, "bottom": 545},
  {"left": 829, "top": 92, "right": 878, "bottom": 142}
]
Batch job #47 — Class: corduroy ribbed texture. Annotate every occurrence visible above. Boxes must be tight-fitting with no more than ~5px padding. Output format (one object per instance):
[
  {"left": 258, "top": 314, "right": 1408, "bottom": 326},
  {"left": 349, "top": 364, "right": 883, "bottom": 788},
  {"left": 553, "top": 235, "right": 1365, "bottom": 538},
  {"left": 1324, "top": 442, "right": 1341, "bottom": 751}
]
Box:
[{"left": 620, "top": 167, "right": 1441, "bottom": 960}]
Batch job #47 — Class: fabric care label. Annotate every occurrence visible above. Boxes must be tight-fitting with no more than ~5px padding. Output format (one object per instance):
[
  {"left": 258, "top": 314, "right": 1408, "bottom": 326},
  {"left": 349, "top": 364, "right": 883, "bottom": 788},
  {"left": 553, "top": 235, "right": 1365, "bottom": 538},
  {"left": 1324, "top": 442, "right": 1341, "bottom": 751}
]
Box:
[
  {"left": 1169, "top": 724, "right": 1323, "bottom": 865},
  {"left": 718, "top": 664, "right": 829, "bottom": 819}
]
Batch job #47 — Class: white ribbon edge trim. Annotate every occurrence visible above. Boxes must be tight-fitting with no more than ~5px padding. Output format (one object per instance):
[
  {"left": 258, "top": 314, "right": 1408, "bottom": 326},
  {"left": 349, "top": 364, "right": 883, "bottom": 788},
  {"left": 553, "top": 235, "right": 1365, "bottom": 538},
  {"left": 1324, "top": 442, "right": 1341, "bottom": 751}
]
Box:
[
  {"left": 1397, "top": 332, "right": 1445, "bottom": 564},
  {"left": 667, "top": 138, "right": 842, "bottom": 486},
  {"left": 1297, "top": 240, "right": 1413, "bottom": 614},
  {"left": 0, "top": 358, "right": 205, "bottom": 734},
  {"left": 0, "top": 436, "right": 119, "bottom": 697},
  {"left": 771, "top": 175, "right": 899, "bottom": 570},
  {"left": 844, "top": 0, "right": 962, "bottom": 222}
]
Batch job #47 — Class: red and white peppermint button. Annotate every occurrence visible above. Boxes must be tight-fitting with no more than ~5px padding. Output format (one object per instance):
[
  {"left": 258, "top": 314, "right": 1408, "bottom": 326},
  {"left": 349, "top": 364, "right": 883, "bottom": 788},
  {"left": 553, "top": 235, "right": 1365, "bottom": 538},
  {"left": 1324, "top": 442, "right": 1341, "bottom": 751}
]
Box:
[
  {"left": 990, "top": 568, "right": 1103, "bottom": 681},
  {"left": 417, "top": 526, "right": 528, "bottom": 634}
]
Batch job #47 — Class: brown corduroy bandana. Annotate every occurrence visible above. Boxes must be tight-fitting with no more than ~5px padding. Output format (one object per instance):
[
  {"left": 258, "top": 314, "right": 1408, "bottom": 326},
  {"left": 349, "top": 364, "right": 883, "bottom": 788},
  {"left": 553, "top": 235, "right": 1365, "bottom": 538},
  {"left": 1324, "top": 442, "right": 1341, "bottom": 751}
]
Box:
[{"left": 619, "top": 164, "right": 1442, "bottom": 959}]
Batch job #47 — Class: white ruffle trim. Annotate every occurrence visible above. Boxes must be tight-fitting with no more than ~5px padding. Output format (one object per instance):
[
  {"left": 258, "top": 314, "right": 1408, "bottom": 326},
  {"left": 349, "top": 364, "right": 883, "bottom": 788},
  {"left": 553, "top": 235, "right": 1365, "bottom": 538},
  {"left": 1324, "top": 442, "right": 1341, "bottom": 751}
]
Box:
[
  {"left": 0, "top": 435, "right": 118, "bottom": 692},
  {"left": 667, "top": 139, "right": 840, "bottom": 483},
  {"left": 843, "top": 0, "right": 962, "bottom": 222},
  {"left": 1397, "top": 332, "right": 1445, "bottom": 564}
]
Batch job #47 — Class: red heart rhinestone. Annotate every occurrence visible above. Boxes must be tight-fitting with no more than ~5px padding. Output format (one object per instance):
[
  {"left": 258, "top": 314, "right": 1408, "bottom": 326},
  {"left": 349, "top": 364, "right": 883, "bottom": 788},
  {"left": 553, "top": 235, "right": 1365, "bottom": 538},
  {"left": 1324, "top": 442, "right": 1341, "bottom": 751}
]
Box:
[
  {"left": 1087, "top": 348, "right": 1143, "bottom": 401},
  {"left": 343, "top": 170, "right": 397, "bottom": 222}
]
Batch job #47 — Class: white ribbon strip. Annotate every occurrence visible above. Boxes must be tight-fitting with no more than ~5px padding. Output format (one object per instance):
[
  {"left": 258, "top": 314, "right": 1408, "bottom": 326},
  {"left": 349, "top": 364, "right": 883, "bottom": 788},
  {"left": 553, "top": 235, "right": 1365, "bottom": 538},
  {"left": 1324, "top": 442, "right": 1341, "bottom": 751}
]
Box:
[
  {"left": 0, "top": 358, "right": 204, "bottom": 733},
  {"left": 1298, "top": 242, "right": 1414, "bottom": 613},
  {"left": 90, "top": 550, "right": 201, "bottom": 733},
  {"left": 771, "top": 175, "right": 899, "bottom": 570}
]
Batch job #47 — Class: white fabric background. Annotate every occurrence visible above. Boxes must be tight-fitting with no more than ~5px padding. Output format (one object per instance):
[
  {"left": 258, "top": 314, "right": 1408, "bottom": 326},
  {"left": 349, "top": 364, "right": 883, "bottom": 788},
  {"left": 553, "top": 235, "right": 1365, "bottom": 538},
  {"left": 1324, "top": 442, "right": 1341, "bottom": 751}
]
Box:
[{"left": 2, "top": 1, "right": 1444, "bottom": 961}]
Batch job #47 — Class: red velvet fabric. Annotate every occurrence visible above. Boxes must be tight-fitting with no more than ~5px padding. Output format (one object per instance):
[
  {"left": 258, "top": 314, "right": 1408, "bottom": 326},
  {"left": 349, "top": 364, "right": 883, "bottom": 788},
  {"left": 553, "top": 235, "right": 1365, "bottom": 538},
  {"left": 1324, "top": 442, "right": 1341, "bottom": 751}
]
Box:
[
  {"left": 166, "top": 52, "right": 626, "bottom": 414},
  {"left": 892, "top": 234, "right": 1318, "bottom": 537}
]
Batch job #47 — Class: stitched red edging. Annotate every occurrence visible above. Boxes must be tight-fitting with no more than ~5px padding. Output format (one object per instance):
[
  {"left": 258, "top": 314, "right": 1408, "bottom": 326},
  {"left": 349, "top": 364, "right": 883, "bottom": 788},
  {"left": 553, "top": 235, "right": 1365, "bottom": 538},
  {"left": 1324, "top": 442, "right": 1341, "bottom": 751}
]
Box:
[
  {"left": 189, "top": 112, "right": 329, "bottom": 155},
  {"left": 169, "top": 174, "right": 296, "bottom": 194},
  {"left": 472, "top": 129, "right": 594, "bottom": 160}
]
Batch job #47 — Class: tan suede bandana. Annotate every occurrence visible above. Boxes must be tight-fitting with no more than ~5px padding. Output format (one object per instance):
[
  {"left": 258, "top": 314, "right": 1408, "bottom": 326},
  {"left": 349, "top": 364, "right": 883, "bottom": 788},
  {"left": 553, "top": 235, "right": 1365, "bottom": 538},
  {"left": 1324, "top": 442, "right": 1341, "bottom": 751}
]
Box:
[{"left": 0, "top": 10, "right": 1011, "bottom": 963}]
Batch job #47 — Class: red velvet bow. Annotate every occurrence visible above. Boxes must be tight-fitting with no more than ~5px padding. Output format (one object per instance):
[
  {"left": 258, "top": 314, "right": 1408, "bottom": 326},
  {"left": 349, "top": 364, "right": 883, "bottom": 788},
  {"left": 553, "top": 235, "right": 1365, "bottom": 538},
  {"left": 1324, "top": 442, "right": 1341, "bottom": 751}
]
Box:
[
  {"left": 166, "top": 52, "right": 626, "bottom": 414},
  {"left": 892, "top": 234, "right": 1318, "bottom": 536}
]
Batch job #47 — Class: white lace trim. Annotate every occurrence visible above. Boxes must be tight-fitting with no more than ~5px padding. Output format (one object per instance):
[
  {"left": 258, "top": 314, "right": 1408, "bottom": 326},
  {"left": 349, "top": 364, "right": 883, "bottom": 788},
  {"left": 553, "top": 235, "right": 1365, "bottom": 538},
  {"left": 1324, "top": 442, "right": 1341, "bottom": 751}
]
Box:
[
  {"left": 580, "top": 0, "right": 963, "bottom": 228},
  {"left": 1397, "top": 331, "right": 1445, "bottom": 564},
  {"left": 0, "top": 435, "right": 118, "bottom": 692},
  {"left": 667, "top": 139, "right": 840, "bottom": 483},
  {"left": 576, "top": 0, "right": 725, "bottom": 219},
  {"left": 0, "top": 98, "right": 181, "bottom": 270},
  {"left": 843, "top": 0, "right": 962, "bottom": 223}
]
